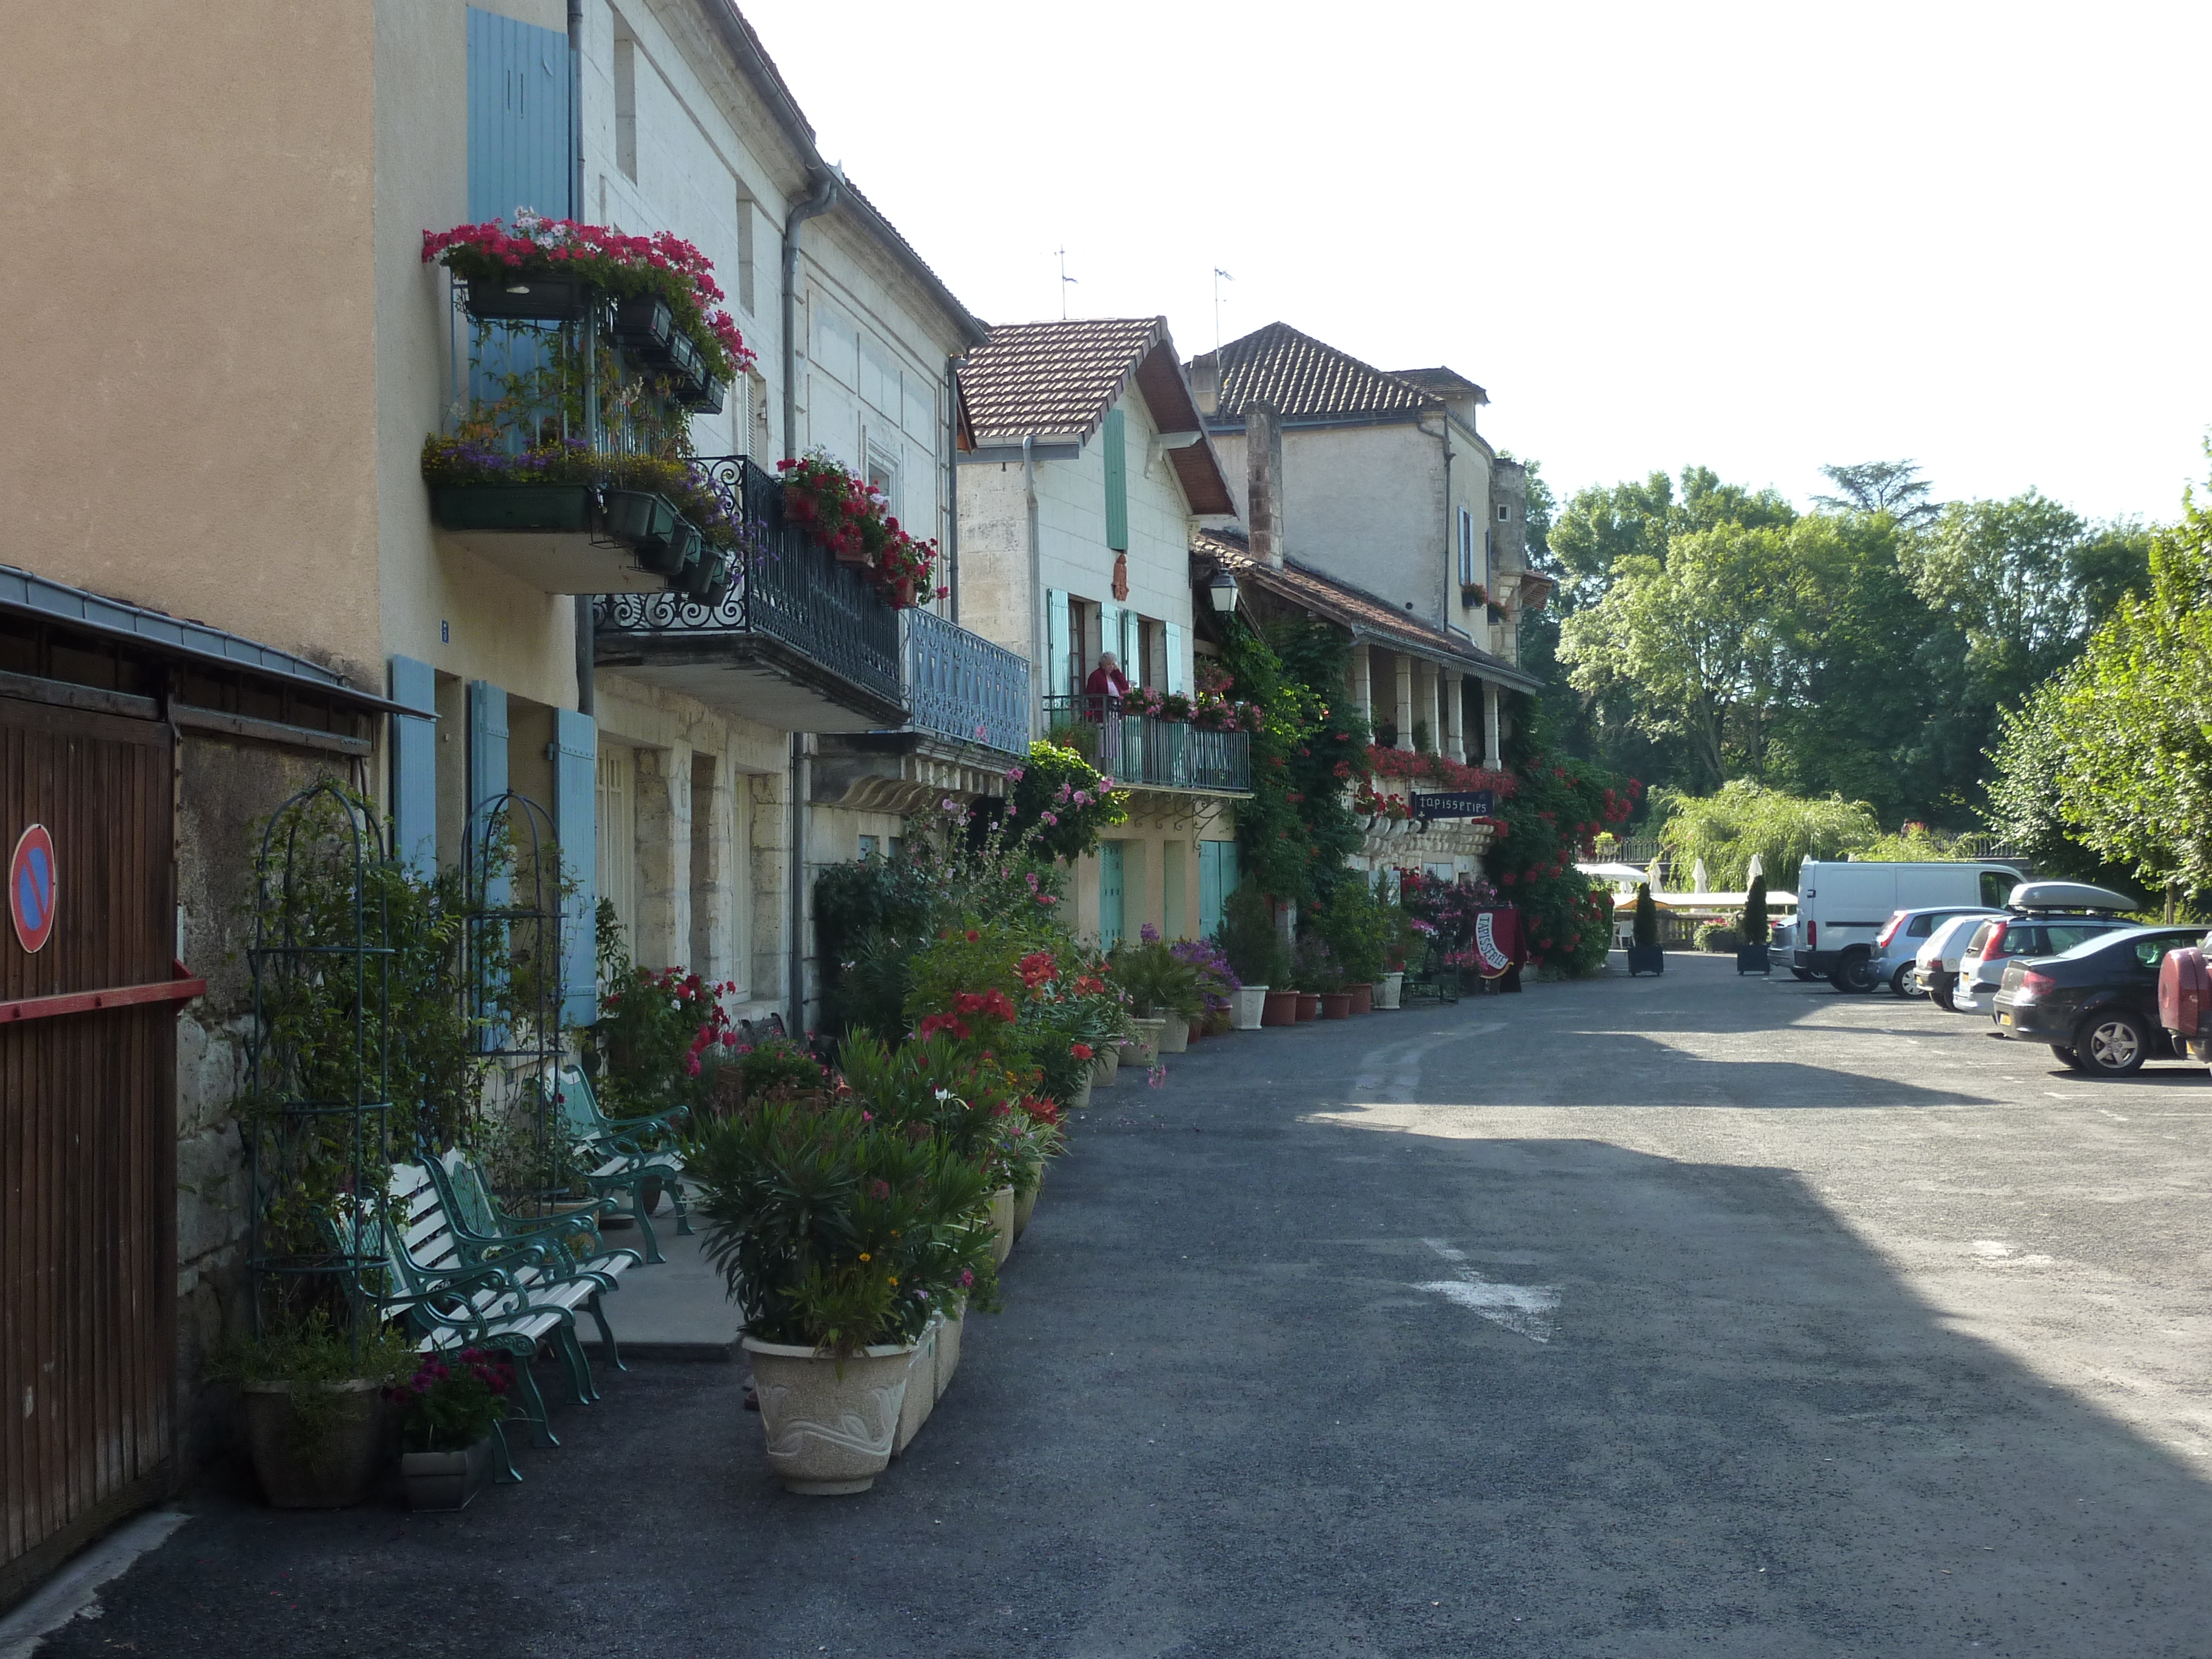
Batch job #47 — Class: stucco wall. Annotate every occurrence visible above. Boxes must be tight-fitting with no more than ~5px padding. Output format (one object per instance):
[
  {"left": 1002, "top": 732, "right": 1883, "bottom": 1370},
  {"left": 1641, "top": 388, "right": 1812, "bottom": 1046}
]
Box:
[{"left": 1, "top": 0, "right": 384, "bottom": 687}]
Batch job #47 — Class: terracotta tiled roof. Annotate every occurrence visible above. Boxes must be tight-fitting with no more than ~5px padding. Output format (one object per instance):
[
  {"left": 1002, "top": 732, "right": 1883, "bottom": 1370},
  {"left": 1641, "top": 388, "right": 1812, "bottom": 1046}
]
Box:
[
  {"left": 1191, "top": 528, "right": 1541, "bottom": 691},
  {"left": 960, "top": 318, "right": 1234, "bottom": 514},
  {"left": 1202, "top": 323, "right": 1435, "bottom": 424}
]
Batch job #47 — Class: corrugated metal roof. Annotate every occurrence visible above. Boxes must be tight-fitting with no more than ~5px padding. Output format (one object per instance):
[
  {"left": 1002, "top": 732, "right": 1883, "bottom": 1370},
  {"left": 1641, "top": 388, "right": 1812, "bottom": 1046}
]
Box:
[
  {"left": 1204, "top": 322, "right": 1434, "bottom": 423},
  {"left": 1190, "top": 529, "right": 1541, "bottom": 691}
]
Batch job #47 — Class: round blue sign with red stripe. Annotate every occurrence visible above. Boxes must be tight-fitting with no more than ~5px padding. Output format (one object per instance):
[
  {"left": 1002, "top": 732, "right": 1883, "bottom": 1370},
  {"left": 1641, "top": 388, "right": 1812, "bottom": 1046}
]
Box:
[{"left": 11, "top": 825, "right": 57, "bottom": 954}]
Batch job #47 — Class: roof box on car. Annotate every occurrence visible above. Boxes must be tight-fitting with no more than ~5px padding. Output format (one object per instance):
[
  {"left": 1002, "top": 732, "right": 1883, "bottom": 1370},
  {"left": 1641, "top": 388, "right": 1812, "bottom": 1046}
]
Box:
[{"left": 2006, "top": 880, "right": 2138, "bottom": 913}]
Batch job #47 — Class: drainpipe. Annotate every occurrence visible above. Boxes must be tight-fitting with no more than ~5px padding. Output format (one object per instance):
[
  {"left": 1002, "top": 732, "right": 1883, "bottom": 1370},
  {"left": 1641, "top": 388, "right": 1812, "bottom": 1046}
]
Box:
[
  {"left": 945, "top": 354, "right": 961, "bottom": 623},
  {"left": 1023, "top": 433, "right": 1041, "bottom": 732},
  {"left": 788, "top": 732, "right": 807, "bottom": 1036},
  {"left": 780, "top": 174, "right": 840, "bottom": 460},
  {"left": 568, "top": 0, "right": 593, "bottom": 716},
  {"left": 778, "top": 175, "right": 836, "bottom": 1037},
  {"left": 1419, "top": 411, "right": 1453, "bottom": 616}
]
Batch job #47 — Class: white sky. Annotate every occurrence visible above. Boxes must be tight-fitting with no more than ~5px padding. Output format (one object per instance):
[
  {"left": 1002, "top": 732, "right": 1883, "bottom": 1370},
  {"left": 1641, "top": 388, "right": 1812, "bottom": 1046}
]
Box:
[{"left": 742, "top": 0, "right": 2211, "bottom": 526}]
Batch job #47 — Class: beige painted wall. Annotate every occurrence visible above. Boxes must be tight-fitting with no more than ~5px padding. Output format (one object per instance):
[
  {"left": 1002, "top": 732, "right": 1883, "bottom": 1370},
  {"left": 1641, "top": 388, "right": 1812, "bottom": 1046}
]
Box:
[{"left": 1, "top": 0, "right": 384, "bottom": 686}]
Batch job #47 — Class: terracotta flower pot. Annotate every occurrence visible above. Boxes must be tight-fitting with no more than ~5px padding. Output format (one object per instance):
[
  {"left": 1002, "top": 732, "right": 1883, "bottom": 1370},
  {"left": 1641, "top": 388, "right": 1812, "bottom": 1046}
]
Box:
[
  {"left": 1348, "top": 983, "right": 1373, "bottom": 1014},
  {"left": 1319, "top": 991, "right": 1353, "bottom": 1019},
  {"left": 743, "top": 1336, "right": 917, "bottom": 1495},
  {"left": 1296, "top": 993, "right": 1321, "bottom": 1022},
  {"left": 1261, "top": 989, "right": 1299, "bottom": 1027}
]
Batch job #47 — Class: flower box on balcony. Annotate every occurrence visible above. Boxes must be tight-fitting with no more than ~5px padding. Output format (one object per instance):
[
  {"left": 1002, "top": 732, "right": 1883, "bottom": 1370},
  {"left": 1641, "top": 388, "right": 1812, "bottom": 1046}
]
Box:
[
  {"left": 603, "top": 489, "right": 680, "bottom": 555},
  {"left": 461, "top": 275, "right": 592, "bottom": 323},
  {"left": 432, "top": 483, "right": 597, "bottom": 533},
  {"left": 685, "top": 375, "right": 726, "bottom": 415},
  {"left": 611, "top": 295, "right": 677, "bottom": 364}
]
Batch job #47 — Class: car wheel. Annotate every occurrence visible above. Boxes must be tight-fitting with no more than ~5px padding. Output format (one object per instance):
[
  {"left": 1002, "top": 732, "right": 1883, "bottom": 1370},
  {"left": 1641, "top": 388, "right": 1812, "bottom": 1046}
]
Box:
[
  {"left": 1790, "top": 968, "right": 1813, "bottom": 982},
  {"left": 1890, "top": 964, "right": 1925, "bottom": 997},
  {"left": 1831, "top": 950, "right": 1878, "bottom": 993},
  {"left": 2050, "top": 1044, "right": 2085, "bottom": 1071},
  {"left": 2074, "top": 1010, "right": 2151, "bottom": 1076},
  {"left": 1931, "top": 984, "right": 1956, "bottom": 1012}
]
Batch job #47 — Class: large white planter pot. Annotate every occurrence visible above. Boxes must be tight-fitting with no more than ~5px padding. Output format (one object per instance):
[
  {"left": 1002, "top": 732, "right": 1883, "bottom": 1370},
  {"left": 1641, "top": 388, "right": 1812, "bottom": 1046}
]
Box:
[
  {"left": 934, "top": 1309, "right": 964, "bottom": 1403},
  {"left": 1122, "top": 1017, "right": 1165, "bottom": 1068},
  {"left": 990, "top": 1185, "right": 1016, "bottom": 1264},
  {"left": 1375, "top": 972, "right": 1404, "bottom": 1010},
  {"left": 891, "top": 1318, "right": 942, "bottom": 1456},
  {"left": 1062, "top": 1071, "right": 1093, "bottom": 1112},
  {"left": 742, "top": 1336, "right": 917, "bottom": 1495},
  {"left": 1232, "top": 985, "right": 1268, "bottom": 1030},
  {"left": 1013, "top": 1165, "right": 1042, "bottom": 1238},
  {"left": 1091, "top": 1045, "right": 1120, "bottom": 1087},
  {"left": 1156, "top": 1012, "right": 1190, "bottom": 1053}
]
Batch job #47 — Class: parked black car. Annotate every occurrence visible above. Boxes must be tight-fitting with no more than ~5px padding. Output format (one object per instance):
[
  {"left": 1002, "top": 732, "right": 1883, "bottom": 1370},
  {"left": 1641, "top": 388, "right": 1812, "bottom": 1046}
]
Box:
[{"left": 1989, "top": 925, "right": 2206, "bottom": 1076}]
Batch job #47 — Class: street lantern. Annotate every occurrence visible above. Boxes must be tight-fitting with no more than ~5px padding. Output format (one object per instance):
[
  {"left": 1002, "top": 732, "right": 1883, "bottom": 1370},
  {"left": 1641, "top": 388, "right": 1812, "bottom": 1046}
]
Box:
[{"left": 1207, "top": 568, "right": 1239, "bottom": 614}]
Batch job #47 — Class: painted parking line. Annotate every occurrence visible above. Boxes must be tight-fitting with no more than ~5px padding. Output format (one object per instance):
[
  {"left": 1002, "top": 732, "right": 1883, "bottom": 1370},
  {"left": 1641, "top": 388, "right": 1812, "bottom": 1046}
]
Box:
[{"left": 1413, "top": 1238, "right": 1559, "bottom": 1344}]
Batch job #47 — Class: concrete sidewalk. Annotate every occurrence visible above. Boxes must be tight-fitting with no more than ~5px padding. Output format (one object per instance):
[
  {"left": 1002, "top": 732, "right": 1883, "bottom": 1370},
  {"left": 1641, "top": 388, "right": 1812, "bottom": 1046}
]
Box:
[{"left": 585, "top": 1202, "right": 740, "bottom": 1361}]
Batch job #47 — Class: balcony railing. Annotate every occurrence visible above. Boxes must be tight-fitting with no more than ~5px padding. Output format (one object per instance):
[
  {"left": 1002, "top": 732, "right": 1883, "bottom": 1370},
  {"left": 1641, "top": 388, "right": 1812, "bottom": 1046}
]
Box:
[
  {"left": 592, "top": 457, "right": 902, "bottom": 716},
  {"left": 903, "top": 608, "right": 1029, "bottom": 756},
  {"left": 1041, "top": 695, "right": 1252, "bottom": 794}
]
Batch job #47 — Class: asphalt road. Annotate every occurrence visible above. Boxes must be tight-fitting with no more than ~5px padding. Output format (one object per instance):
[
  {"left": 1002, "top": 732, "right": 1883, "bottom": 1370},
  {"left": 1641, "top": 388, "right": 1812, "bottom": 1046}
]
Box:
[{"left": 41, "top": 953, "right": 2212, "bottom": 1657}]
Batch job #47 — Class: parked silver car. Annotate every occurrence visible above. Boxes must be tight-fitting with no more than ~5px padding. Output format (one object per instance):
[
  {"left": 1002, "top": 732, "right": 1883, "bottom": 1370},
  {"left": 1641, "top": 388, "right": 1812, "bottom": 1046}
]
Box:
[
  {"left": 1870, "top": 906, "right": 2003, "bottom": 997},
  {"left": 1914, "top": 912, "right": 2001, "bottom": 1011}
]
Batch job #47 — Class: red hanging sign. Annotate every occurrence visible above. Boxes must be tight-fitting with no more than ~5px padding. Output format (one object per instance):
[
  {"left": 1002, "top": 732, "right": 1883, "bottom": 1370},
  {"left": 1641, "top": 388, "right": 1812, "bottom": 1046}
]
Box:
[{"left": 10, "top": 824, "right": 57, "bottom": 954}]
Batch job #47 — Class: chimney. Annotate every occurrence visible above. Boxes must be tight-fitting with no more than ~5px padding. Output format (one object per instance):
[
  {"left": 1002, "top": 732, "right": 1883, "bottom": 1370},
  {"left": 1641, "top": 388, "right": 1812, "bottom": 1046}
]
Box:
[
  {"left": 1188, "top": 351, "right": 1220, "bottom": 417},
  {"left": 1246, "top": 400, "right": 1285, "bottom": 568}
]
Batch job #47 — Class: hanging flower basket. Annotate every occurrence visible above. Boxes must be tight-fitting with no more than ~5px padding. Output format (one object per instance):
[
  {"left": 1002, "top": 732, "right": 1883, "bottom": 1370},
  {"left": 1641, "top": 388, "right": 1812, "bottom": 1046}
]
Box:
[
  {"left": 603, "top": 489, "right": 680, "bottom": 557},
  {"left": 610, "top": 294, "right": 677, "bottom": 364}
]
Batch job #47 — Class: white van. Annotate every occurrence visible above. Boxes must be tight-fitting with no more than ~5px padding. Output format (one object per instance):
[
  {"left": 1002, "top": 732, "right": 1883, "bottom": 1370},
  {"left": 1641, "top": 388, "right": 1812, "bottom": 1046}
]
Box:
[{"left": 1795, "top": 860, "right": 2026, "bottom": 991}]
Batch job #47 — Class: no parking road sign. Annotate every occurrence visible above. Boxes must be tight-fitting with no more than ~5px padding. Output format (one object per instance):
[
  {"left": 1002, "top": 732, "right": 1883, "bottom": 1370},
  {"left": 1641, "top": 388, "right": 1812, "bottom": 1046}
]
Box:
[{"left": 10, "top": 824, "right": 56, "bottom": 953}]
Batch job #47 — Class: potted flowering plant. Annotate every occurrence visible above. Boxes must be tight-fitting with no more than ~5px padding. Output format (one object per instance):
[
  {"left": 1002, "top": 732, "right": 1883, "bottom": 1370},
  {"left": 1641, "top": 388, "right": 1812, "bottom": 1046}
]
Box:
[
  {"left": 423, "top": 210, "right": 756, "bottom": 383},
  {"left": 1109, "top": 926, "right": 1204, "bottom": 1057},
  {"left": 1217, "top": 885, "right": 1290, "bottom": 1028},
  {"left": 774, "top": 452, "right": 939, "bottom": 608},
  {"left": 1171, "top": 936, "right": 1239, "bottom": 1038},
  {"left": 212, "top": 1313, "right": 417, "bottom": 1510},
  {"left": 389, "top": 1347, "right": 515, "bottom": 1510}
]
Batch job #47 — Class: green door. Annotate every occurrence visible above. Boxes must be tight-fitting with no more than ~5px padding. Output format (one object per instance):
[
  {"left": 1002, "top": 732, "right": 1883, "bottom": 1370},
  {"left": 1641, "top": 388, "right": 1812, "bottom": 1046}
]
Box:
[
  {"left": 1099, "top": 840, "right": 1125, "bottom": 948},
  {"left": 1199, "top": 840, "right": 1238, "bottom": 940}
]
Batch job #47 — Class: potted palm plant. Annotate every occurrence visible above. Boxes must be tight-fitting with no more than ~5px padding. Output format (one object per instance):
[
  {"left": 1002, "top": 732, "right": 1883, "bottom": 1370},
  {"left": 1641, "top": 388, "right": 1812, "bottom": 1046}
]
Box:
[
  {"left": 1110, "top": 930, "right": 1205, "bottom": 1054},
  {"left": 1738, "top": 874, "right": 1772, "bottom": 975},
  {"left": 1627, "top": 883, "right": 1666, "bottom": 976},
  {"left": 691, "top": 1093, "right": 997, "bottom": 1495},
  {"left": 1217, "top": 886, "right": 1284, "bottom": 1030}
]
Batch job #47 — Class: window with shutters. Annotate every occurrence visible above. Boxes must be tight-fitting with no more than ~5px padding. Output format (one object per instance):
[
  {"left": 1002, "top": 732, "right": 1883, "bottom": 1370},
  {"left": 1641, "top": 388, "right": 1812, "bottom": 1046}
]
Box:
[
  {"left": 596, "top": 745, "right": 637, "bottom": 959},
  {"left": 732, "top": 186, "right": 757, "bottom": 313},
  {"left": 612, "top": 18, "right": 638, "bottom": 183},
  {"left": 1458, "top": 508, "right": 1476, "bottom": 585}
]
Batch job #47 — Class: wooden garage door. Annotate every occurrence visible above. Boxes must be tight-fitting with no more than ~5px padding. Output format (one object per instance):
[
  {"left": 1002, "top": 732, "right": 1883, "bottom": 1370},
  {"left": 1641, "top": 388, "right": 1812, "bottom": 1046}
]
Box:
[{"left": 0, "top": 697, "right": 177, "bottom": 1607}]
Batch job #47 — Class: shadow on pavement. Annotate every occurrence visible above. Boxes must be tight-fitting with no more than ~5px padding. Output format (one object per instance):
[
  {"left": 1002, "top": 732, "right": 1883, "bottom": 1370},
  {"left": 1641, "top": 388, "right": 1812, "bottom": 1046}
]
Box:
[{"left": 38, "top": 1015, "right": 2212, "bottom": 1659}]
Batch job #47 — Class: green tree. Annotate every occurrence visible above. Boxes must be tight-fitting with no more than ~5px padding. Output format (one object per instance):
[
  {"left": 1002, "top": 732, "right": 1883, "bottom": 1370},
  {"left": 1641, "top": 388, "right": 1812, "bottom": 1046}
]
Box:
[
  {"left": 1812, "top": 460, "right": 1938, "bottom": 525},
  {"left": 1651, "top": 779, "right": 1880, "bottom": 889}
]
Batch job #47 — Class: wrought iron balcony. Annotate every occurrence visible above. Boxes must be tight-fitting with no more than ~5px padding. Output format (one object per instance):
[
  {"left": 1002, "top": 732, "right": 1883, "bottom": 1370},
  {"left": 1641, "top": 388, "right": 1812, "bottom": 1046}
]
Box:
[
  {"left": 591, "top": 457, "right": 905, "bottom": 732},
  {"left": 1040, "top": 695, "right": 1252, "bottom": 795},
  {"left": 903, "top": 607, "right": 1028, "bottom": 756}
]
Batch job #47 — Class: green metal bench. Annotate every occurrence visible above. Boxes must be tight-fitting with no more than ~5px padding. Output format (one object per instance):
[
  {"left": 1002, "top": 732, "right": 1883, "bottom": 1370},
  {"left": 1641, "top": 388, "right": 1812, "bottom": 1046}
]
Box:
[
  {"left": 1401, "top": 943, "right": 1461, "bottom": 1007},
  {"left": 545, "top": 1065, "right": 693, "bottom": 1265},
  {"left": 417, "top": 1151, "right": 642, "bottom": 1369}
]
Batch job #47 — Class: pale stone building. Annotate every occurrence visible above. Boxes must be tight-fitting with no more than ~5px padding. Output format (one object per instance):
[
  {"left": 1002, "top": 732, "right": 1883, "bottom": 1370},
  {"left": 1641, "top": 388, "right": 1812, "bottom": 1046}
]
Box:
[{"left": 954, "top": 319, "right": 1252, "bottom": 943}]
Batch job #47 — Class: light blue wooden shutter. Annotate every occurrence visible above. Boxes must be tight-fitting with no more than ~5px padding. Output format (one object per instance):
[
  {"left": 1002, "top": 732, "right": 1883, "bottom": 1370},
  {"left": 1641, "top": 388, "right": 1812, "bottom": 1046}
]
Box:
[
  {"left": 1102, "top": 407, "right": 1128, "bottom": 552},
  {"left": 466, "top": 7, "right": 574, "bottom": 223},
  {"left": 1046, "top": 589, "right": 1070, "bottom": 708},
  {"left": 1098, "top": 602, "right": 1122, "bottom": 690},
  {"left": 551, "top": 708, "right": 597, "bottom": 1029},
  {"left": 1121, "top": 609, "right": 1142, "bottom": 684},
  {"left": 1199, "top": 840, "right": 1240, "bottom": 942},
  {"left": 1164, "top": 622, "right": 1187, "bottom": 696},
  {"left": 1098, "top": 842, "right": 1125, "bottom": 949},
  {"left": 389, "top": 656, "right": 437, "bottom": 877}
]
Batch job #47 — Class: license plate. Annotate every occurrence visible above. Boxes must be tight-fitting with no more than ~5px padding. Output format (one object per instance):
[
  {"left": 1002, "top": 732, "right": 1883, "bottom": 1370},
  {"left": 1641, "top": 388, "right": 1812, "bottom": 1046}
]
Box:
[{"left": 1998, "top": 1013, "right": 2012, "bottom": 1026}]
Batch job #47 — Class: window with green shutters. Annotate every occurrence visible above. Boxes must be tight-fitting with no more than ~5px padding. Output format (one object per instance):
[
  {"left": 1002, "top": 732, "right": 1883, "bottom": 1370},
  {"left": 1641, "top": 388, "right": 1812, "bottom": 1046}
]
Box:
[{"left": 1103, "top": 407, "right": 1128, "bottom": 552}]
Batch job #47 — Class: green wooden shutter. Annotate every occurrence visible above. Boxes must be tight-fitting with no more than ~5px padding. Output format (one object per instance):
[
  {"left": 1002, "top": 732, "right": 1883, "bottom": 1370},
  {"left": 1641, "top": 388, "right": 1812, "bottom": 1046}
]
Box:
[
  {"left": 1098, "top": 841, "right": 1125, "bottom": 948},
  {"left": 389, "top": 656, "right": 437, "bottom": 877},
  {"left": 1103, "top": 407, "right": 1128, "bottom": 552},
  {"left": 1047, "top": 589, "right": 1070, "bottom": 706},
  {"left": 550, "top": 708, "right": 597, "bottom": 1029}
]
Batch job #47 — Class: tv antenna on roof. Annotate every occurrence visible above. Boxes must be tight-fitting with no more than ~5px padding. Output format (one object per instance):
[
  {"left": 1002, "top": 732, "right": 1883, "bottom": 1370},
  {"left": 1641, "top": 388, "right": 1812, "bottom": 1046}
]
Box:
[
  {"left": 1212, "top": 267, "right": 1233, "bottom": 351},
  {"left": 1056, "top": 247, "right": 1078, "bottom": 320}
]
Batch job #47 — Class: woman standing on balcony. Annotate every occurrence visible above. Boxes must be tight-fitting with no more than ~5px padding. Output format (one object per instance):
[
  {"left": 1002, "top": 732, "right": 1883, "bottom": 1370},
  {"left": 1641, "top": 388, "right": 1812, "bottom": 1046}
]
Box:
[{"left": 1085, "top": 652, "right": 1131, "bottom": 708}]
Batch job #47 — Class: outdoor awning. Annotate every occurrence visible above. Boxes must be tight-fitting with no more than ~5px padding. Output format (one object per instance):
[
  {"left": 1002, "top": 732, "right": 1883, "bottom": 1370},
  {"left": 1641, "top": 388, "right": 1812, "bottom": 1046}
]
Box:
[{"left": 1609, "top": 890, "right": 1797, "bottom": 910}]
